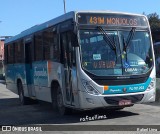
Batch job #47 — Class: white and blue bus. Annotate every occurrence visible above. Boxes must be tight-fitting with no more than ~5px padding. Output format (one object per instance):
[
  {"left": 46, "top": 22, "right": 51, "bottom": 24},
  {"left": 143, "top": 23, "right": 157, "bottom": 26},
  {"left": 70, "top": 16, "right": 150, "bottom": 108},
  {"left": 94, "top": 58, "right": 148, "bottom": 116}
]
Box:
[{"left": 5, "top": 11, "right": 156, "bottom": 115}]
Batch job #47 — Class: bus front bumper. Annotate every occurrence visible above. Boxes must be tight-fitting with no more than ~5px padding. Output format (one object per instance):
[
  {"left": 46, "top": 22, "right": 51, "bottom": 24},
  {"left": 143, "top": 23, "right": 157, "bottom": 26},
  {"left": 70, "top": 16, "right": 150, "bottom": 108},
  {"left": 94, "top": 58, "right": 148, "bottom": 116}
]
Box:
[{"left": 78, "top": 88, "right": 155, "bottom": 110}]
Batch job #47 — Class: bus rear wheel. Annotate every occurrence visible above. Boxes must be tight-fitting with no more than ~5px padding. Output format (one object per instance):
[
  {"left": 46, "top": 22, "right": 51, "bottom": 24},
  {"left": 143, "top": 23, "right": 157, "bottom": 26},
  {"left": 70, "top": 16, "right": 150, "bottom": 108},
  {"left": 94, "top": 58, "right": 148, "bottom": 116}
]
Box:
[{"left": 18, "top": 82, "right": 28, "bottom": 105}]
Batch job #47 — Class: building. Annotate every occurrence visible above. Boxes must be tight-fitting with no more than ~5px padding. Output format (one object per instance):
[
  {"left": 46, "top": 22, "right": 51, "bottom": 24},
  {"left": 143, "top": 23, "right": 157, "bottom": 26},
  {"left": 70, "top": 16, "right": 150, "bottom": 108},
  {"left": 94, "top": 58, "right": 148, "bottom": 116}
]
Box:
[
  {"left": 0, "top": 39, "right": 4, "bottom": 82},
  {"left": 0, "top": 39, "right": 4, "bottom": 61},
  {"left": 0, "top": 36, "right": 11, "bottom": 82}
]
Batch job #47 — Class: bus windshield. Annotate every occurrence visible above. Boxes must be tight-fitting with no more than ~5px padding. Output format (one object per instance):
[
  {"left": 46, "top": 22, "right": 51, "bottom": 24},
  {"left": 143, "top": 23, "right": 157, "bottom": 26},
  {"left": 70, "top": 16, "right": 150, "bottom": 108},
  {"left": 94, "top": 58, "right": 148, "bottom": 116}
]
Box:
[{"left": 79, "top": 29, "right": 153, "bottom": 76}]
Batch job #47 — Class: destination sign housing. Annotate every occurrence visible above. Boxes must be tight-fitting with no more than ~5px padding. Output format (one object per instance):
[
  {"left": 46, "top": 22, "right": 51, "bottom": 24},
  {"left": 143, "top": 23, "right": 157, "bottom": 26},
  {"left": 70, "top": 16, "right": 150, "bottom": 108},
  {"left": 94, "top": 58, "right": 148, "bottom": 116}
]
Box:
[{"left": 78, "top": 13, "right": 148, "bottom": 27}]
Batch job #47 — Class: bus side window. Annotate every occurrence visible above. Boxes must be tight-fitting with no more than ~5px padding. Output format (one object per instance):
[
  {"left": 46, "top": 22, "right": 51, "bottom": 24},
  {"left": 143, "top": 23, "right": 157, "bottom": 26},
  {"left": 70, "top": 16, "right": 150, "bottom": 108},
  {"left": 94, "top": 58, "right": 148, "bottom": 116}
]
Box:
[
  {"left": 67, "top": 32, "right": 74, "bottom": 67},
  {"left": 34, "top": 33, "right": 43, "bottom": 61},
  {"left": 43, "top": 28, "right": 53, "bottom": 60},
  {"left": 61, "top": 31, "right": 76, "bottom": 67},
  {"left": 15, "top": 40, "right": 24, "bottom": 63},
  {"left": 7, "top": 43, "right": 14, "bottom": 64},
  {"left": 43, "top": 27, "right": 60, "bottom": 61},
  {"left": 53, "top": 34, "right": 60, "bottom": 61},
  {"left": 61, "top": 33, "right": 68, "bottom": 67}
]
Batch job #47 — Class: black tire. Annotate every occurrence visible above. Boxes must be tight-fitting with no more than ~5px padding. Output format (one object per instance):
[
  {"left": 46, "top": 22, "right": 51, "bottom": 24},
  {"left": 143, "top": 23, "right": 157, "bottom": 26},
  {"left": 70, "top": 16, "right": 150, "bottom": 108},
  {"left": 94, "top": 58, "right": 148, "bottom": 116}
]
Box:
[
  {"left": 113, "top": 107, "right": 124, "bottom": 111},
  {"left": 18, "top": 82, "right": 29, "bottom": 105},
  {"left": 52, "top": 84, "right": 71, "bottom": 115}
]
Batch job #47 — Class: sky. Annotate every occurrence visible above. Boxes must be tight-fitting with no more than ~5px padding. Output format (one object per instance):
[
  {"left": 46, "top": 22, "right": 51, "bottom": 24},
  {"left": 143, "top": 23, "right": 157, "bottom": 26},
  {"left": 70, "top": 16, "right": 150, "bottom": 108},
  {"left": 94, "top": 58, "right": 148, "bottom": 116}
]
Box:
[{"left": 0, "top": 0, "right": 160, "bottom": 36}]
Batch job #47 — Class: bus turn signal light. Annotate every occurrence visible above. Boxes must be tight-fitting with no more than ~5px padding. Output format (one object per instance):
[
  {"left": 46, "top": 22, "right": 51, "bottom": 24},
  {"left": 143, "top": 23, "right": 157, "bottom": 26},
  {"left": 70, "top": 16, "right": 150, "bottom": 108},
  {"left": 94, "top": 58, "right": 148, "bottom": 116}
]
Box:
[{"left": 104, "top": 86, "right": 109, "bottom": 91}]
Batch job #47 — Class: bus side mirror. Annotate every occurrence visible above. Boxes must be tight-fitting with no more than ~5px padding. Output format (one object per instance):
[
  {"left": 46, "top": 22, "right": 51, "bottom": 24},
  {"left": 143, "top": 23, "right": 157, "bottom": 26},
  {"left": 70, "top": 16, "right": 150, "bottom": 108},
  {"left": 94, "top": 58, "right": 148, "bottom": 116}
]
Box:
[{"left": 71, "top": 33, "right": 79, "bottom": 47}]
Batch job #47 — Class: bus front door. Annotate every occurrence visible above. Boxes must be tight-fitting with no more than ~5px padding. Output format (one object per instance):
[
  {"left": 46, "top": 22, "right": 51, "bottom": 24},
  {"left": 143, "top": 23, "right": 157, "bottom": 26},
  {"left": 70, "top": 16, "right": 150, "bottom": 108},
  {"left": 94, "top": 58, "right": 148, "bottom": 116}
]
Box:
[
  {"left": 61, "top": 32, "right": 75, "bottom": 106},
  {"left": 25, "top": 41, "right": 36, "bottom": 97}
]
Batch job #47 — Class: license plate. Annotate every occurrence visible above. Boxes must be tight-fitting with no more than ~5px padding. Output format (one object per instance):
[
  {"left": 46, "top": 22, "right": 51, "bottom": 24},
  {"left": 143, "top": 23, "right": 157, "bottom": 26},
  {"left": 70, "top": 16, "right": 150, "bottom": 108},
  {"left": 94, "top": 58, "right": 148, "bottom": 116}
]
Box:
[{"left": 119, "top": 100, "right": 131, "bottom": 106}]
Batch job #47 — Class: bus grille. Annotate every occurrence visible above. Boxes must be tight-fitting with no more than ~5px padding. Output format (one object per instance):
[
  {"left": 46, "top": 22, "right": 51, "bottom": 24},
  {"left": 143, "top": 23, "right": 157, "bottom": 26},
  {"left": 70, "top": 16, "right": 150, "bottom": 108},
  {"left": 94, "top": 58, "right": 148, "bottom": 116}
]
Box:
[
  {"left": 93, "top": 77, "right": 148, "bottom": 85},
  {"left": 104, "top": 94, "right": 144, "bottom": 105}
]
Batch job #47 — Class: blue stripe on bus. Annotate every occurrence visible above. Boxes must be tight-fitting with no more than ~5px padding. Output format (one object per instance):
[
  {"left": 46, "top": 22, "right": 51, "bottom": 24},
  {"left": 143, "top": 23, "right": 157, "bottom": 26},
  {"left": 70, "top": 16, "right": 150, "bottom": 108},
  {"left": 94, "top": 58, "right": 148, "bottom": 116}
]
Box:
[
  {"left": 6, "top": 61, "right": 49, "bottom": 87},
  {"left": 103, "top": 77, "right": 152, "bottom": 94}
]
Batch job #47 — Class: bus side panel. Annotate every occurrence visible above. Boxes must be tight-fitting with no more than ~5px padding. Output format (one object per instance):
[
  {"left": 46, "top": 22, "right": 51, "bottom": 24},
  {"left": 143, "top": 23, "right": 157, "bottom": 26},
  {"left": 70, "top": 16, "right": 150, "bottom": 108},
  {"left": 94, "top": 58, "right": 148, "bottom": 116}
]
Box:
[
  {"left": 14, "top": 64, "right": 28, "bottom": 96},
  {"left": 47, "top": 61, "right": 64, "bottom": 102},
  {"left": 5, "top": 64, "right": 15, "bottom": 83},
  {"left": 5, "top": 64, "right": 17, "bottom": 94},
  {"left": 32, "top": 61, "right": 56, "bottom": 102},
  {"left": 33, "top": 61, "right": 63, "bottom": 103},
  {"left": 14, "top": 64, "right": 26, "bottom": 84}
]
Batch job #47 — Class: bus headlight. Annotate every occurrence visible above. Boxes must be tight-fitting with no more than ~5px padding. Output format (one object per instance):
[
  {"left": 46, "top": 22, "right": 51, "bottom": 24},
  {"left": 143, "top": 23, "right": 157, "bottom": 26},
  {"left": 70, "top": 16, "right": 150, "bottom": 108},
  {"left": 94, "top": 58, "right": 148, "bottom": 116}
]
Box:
[
  {"left": 147, "top": 78, "right": 156, "bottom": 91},
  {"left": 81, "top": 79, "right": 100, "bottom": 95}
]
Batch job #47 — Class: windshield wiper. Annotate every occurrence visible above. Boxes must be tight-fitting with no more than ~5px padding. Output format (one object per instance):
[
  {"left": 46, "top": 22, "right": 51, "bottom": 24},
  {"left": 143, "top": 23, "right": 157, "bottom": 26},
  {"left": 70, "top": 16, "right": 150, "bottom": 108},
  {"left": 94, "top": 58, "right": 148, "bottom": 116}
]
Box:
[
  {"left": 97, "top": 26, "right": 117, "bottom": 61},
  {"left": 97, "top": 26, "right": 116, "bottom": 50},
  {"left": 123, "top": 27, "right": 136, "bottom": 52}
]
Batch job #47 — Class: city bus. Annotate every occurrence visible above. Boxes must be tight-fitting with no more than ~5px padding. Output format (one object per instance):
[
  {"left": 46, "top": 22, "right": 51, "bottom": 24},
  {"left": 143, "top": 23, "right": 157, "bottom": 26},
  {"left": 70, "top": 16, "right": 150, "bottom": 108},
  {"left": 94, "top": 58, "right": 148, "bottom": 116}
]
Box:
[{"left": 5, "top": 11, "right": 156, "bottom": 115}]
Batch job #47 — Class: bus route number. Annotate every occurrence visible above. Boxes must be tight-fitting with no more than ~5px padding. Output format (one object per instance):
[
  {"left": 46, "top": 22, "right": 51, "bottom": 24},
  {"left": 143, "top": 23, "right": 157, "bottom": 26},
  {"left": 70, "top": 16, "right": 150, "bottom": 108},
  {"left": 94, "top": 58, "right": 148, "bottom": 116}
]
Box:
[{"left": 89, "top": 16, "right": 105, "bottom": 24}]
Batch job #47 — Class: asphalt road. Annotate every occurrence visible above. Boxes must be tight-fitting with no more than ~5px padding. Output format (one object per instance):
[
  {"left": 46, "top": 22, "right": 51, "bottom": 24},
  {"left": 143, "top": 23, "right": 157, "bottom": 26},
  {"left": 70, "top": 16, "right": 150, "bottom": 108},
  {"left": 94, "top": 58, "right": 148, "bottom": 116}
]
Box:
[{"left": 0, "top": 83, "right": 160, "bottom": 132}]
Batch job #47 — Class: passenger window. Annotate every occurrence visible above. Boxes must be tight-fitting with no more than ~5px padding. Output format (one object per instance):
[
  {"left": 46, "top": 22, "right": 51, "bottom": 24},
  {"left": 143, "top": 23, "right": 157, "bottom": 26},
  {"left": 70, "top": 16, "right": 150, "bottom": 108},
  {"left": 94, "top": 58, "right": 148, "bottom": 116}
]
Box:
[
  {"left": 43, "top": 28, "right": 60, "bottom": 61},
  {"left": 7, "top": 44, "right": 14, "bottom": 64},
  {"left": 35, "top": 33, "right": 43, "bottom": 61},
  {"left": 15, "top": 40, "right": 24, "bottom": 63}
]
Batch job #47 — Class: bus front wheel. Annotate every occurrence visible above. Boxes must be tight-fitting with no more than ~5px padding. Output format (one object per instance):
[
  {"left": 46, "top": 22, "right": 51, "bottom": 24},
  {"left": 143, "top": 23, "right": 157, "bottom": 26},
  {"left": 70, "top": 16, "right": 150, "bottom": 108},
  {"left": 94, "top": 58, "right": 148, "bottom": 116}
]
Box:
[{"left": 52, "top": 84, "right": 70, "bottom": 115}]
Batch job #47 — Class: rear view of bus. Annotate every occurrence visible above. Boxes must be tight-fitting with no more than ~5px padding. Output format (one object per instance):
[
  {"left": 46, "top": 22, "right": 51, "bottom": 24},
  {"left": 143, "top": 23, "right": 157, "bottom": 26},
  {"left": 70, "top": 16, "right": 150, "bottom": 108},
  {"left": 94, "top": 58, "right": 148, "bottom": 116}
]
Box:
[{"left": 77, "top": 11, "right": 156, "bottom": 109}]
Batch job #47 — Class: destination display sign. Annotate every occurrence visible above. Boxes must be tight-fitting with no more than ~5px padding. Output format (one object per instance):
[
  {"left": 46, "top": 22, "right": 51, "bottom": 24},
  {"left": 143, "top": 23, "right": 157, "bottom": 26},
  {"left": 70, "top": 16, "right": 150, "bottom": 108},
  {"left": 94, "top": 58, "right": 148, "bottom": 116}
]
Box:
[{"left": 78, "top": 13, "right": 148, "bottom": 27}]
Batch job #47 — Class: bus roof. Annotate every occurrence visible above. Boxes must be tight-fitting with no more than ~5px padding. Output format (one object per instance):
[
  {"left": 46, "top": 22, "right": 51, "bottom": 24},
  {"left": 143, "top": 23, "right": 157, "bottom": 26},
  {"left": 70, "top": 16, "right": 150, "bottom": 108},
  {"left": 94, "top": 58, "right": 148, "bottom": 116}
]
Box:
[
  {"left": 76, "top": 10, "right": 146, "bottom": 17},
  {"left": 5, "top": 10, "right": 146, "bottom": 44},
  {"left": 5, "top": 11, "right": 75, "bottom": 44}
]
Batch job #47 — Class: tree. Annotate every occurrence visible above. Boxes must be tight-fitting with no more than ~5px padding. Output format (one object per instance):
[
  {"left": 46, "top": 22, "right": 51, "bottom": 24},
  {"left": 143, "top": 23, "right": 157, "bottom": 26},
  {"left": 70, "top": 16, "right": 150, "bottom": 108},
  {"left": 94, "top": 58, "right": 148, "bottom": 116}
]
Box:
[{"left": 147, "top": 12, "right": 160, "bottom": 30}]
